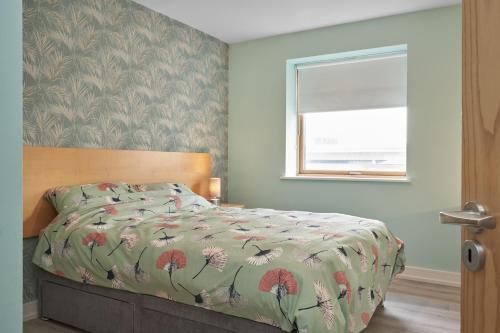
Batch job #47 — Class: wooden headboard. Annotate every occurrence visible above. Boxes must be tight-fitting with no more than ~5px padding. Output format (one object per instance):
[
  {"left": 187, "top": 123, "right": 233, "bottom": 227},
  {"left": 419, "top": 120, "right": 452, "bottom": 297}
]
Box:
[{"left": 23, "top": 146, "right": 212, "bottom": 238}]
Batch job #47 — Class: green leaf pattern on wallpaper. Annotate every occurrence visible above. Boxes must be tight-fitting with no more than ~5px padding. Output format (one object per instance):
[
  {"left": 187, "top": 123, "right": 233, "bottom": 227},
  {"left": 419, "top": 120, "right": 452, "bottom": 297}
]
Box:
[
  {"left": 23, "top": 0, "right": 227, "bottom": 176},
  {"left": 22, "top": 0, "right": 228, "bottom": 303}
]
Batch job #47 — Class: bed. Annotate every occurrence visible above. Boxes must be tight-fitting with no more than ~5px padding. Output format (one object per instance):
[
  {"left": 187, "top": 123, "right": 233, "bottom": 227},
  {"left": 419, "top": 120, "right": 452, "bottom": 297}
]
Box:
[{"left": 25, "top": 146, "right": 405, "bottom": 333}]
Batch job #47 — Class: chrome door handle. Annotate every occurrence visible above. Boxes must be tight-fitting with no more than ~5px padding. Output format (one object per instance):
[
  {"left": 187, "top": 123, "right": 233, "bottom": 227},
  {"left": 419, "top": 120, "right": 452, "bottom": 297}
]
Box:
[{"left": 440, "top": 202, "right": 496, "bottom": 233}]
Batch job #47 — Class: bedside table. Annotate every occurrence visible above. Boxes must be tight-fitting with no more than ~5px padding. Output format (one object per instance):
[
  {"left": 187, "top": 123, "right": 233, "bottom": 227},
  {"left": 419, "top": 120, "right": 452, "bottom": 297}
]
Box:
[{"left": 220, "top": 203, "right": 245, "bottom": 208}]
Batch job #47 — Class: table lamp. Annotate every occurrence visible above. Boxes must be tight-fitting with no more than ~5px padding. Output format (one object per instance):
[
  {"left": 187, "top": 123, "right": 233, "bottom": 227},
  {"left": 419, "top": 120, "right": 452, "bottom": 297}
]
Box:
[{"left": 209, "top": 177, "right": 221, "bottom": 206}]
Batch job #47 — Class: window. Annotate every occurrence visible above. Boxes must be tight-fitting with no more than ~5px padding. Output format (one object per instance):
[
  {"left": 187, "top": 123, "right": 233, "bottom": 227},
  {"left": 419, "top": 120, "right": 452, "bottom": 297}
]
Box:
[{"left": 286, "top": 45, "right": 408, "bottom": 178}]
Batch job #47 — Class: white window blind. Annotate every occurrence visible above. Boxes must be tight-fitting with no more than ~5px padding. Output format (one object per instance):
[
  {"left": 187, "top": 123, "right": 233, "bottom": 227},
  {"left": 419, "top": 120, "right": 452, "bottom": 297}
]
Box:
[{"left": 298, "top": 54, "right": 407, "bottom": 114}]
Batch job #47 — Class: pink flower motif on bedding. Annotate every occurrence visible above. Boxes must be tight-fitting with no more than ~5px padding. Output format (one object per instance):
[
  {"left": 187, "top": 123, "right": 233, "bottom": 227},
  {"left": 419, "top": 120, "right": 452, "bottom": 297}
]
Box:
[
  {"left": 82, "top": 232, "right": 107, "bottom": 261},
  {"left": 259, "top": 268, "right": 298, "bottom": 326},
  {"left": 98, "top": 182, "right": 119, "bottom": 192},
  {"left": 154, "top": 223, "right": 180, "bottom": 230},
  {"left": 361, "top": 312, "right": 371, "bottom": 326},
  {"left": 54, "top": 270, "right": 65, "bottom": 277},
  {"left": 104, "top": 205, "right": 118, "bottom": 215},
  {"left": 165, "top": 195, "right": 182, "bottom": 209},
  {"left": 90, "top": 205, "right": 118, "bottom": 219},
  {"left": 156, "top": 249, "right": 187, "bottom": 291},
  {"left": 334, "top": 271, "right": 351, "bottom": 304},
  {"left": 259, "top": 268, "right": 298, "bottom": 296},
  {"left": 131, "top": 184, "right": 147, "bottom": 192}
]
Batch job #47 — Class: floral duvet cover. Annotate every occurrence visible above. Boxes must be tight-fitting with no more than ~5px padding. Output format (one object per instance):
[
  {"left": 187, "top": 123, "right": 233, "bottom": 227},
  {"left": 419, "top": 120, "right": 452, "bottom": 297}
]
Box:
[{"left": 33, "top": 182, "right": 405, "bottom": 333}]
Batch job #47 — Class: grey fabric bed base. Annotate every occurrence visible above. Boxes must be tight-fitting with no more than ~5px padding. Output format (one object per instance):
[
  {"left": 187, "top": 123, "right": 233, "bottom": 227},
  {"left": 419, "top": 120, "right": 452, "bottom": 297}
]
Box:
[{"left": 38, "top": 269, "right": 292, "bottom": 333}]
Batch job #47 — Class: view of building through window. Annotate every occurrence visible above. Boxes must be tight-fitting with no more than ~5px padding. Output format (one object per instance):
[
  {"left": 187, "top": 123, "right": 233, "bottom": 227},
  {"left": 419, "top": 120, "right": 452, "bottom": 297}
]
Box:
[{"left": 302, "top": 107, "right": 407, "bottom": 173}]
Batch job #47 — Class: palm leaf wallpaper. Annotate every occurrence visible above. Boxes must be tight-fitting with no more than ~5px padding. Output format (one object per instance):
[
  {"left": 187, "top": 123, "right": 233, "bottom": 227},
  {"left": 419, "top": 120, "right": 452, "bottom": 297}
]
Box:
[{"left": 23, "top": 0, "right": 228, "bottom": 303}]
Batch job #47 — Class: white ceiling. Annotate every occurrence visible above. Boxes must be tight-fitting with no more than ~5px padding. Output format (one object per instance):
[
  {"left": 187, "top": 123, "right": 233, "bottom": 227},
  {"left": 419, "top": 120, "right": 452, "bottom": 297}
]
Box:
[{"left": 133, "top": 0, "right": 461, "bottom": 44}]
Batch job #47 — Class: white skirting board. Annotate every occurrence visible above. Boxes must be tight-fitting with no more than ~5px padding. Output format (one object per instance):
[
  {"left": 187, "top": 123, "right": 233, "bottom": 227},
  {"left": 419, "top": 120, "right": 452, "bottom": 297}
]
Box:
[
  {"left": 23, "top": 266, "right": 460, "bottom": 321},
  {"left": 397, "top": 265, "right": 461, "bottom": 288},
  {"left": 23, "top": 300, "right": 39, "bottom": 322}
]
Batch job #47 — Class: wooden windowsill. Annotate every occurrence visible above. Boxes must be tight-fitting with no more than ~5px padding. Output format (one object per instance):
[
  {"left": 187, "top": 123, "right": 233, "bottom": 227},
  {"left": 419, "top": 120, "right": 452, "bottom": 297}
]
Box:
[{"left": 280, "top": 174, "right": 411, "bottom": 183}]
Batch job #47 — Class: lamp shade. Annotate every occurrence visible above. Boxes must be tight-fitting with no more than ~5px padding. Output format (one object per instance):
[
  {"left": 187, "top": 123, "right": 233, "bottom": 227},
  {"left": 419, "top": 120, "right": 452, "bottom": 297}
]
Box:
[{"left": 209, "top": 178, "right": 221, "bottom": 198}]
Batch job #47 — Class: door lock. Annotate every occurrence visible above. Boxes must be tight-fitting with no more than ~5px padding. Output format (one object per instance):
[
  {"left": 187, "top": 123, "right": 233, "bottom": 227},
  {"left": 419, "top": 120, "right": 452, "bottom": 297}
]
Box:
[{"left": 462, "top": 240, "right": 485, "bottom": 272}]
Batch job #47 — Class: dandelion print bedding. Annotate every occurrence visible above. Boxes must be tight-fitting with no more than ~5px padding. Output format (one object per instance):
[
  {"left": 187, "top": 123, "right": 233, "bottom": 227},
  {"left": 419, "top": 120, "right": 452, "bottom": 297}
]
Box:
[{"left": 33, "top": 182, "right": 406, "bottom": 333}]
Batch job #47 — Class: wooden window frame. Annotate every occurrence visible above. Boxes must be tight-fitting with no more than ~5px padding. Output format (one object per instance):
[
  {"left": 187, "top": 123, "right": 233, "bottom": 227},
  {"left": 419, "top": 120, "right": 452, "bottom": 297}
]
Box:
[
  {"left": 297, "top": 114, "right": 407, "bottom": 178},
  {"left": 287, "top": 45, "right": 408, "bottom": 180}
]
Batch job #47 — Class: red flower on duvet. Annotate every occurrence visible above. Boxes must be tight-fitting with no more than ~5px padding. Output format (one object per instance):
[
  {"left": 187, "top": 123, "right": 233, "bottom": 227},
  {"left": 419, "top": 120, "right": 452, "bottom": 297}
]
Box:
[
  {"left": 153, "top": 223, "right": 180, "bottom": 236},
  {"left": 155, "top": 223, "right": 180, "bottom": 229},
  {"left": 82, "top": 232, "right": 106, "bottom": 261},
  {"left": 156, "top": 249, "right": 187, "bottom": 292},
  {"left": 91, "top": 205, "right": 118, "bottom": 218},
  {"left": 259, "top": 268, "right": 298, "bottom": 325},
  {"left": 334, "top": 271, "right": 351, "bottom": 304},
  {"left": 233, "top": 235, "right": 250, "bottom": 240},
  {"left": 165, "top": 196, "right": 182, "bottom": 209},
  {"left": 98, "top": 182, "right": 118, "bottom": 192},
  {"left": 82, "top": 232, "right": 106, "bottom": 246},
  {"left": 54, "top": 270, "right": 65, "bottom": 277},
  {"left": 104, "top": 205, "right": 118, "bottom": 215},
  {"left": 361, "top": 312, "right": 371, "bottom": 326},
  {"left": 131, "top": 184, "right": 146, "bottom": 192}
]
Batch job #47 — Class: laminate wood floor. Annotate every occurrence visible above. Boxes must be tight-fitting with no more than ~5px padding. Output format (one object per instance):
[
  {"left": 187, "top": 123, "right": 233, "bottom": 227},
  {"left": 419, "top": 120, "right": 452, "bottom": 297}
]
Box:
[{"left": 23, "top": 279, "right": 460, "bottom": 333}]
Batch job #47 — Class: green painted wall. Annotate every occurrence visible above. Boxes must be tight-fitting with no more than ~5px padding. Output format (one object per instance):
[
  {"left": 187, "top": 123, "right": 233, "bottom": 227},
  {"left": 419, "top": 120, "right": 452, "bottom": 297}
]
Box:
[
  {"left": 228, "top": 6, "right": 462, "bottom": 272},
  {"left": 0, "top": 1, "right": 23, "bottom": 332}
]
